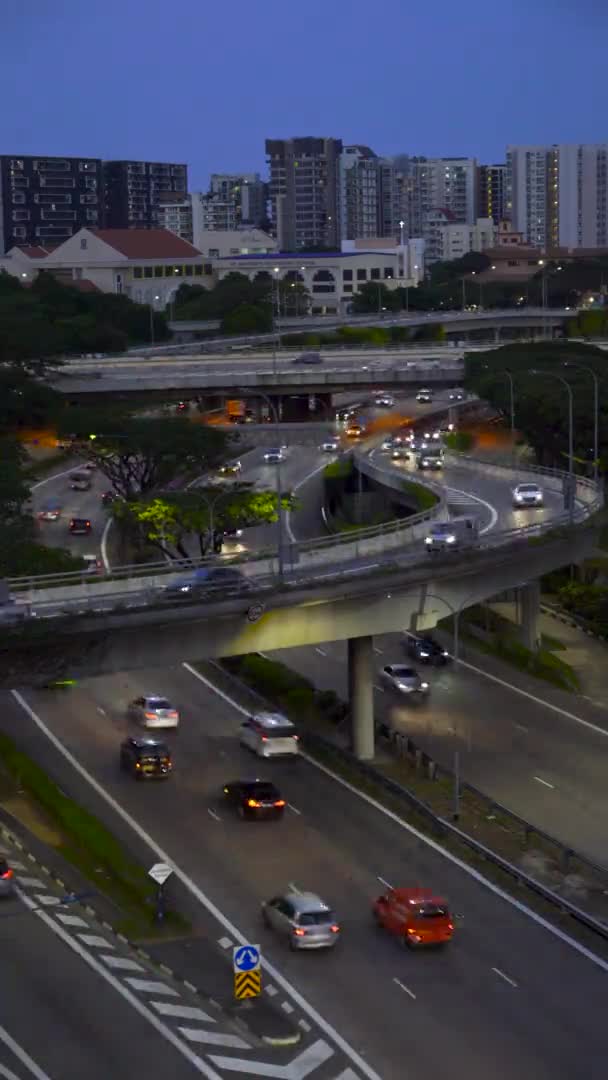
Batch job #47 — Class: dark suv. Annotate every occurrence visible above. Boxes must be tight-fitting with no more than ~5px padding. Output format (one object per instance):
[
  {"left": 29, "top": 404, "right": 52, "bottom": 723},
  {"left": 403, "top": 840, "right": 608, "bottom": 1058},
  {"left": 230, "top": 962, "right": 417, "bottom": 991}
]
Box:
[
  {"left": 68, "top": 518, "right": 92, "bottom": 535},
  {"left": 164, "top": 565, "right": 249, "bottom": 598},
  {"left": 222, "top": 779, "right": 285, "bottom": 819},
  {"left": 120, "top": 737, "right": 172, "bottom": 779},
  {"left": 404, "top": 634, "right": 450, "bottom": 665}
]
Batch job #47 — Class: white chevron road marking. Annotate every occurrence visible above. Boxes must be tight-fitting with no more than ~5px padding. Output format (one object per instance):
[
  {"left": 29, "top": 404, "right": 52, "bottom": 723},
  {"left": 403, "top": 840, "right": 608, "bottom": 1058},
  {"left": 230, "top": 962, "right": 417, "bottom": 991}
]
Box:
[
  {"left": 209, "top": 1038, "right": 334, "bottom": 1078},
  {"left": 151, "top": 1002, "right": 216, "bottom": 1023}
]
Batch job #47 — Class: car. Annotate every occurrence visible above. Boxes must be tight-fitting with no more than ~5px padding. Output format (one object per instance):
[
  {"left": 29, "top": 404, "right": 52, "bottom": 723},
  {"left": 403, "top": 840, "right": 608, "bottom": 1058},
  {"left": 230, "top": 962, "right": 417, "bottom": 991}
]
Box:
[
  {"left": 239, "top": 711, "right": 299, "bottom": 758},
  {"left": 219, "top": 460, "right": 242, "bottom": 476},
  {"left": 82, "top": 554, "right": 103, "bottom": 575},
  {"left": 264, "top": 448, "right": 284, "bottom": 464},
  {"left": 82, "top": 461, "right": 96, "bottom": 472},
  {"left": 424, "top": 515, "right": 479, "bottom": 552},
  {"left": 379, "top": 664, "right": 429, "bottom": 697},
  {"left": 68, "top": 517, "right": 92, "bottom": 535},
  {"left": 101, "top": 490, "right": 118, "bottom": 506},
  {"left": 164, "top": 565, "right": 249, "bottom": 597},
  {"left": 345, "top": 424, "right": 363, "bottom": 438},
  {"left": 127, "top": 695, "right": 180, "bottom": 730},
  {"left": 416, "top": 453, "right": 443, "bottom": 470},
  {"left": 292, "top": 352, "right": 323, "bottom": 365},
  {"left": 38, "top": 500, "right": 62, "bottom": 522},
  {"left": 416, "top": 389, "right": 433, "bottom": 404},
  {"left": 0, "top": 858, "right": 15, "bottom": 898},
  {"left": 222, "top": 526, "right": 243, "bottom": 541},
  {"left": 380, "top": 438, "right": 394, "bottom": 452},
  {"left": 405, "top": 634, "right": 450, "bottom": 665},
  {"left": 448, "top": 389, "right": 465, "bottom": 402},
  {"left": 375, "top": 396, "right": 394, "bottom": 408},
  {"left": 320, "top": 440, "right": 339, "bottom": 452},
  {"left": 222, "top": 779, "right": 286, "bottom": 819},
  {"left": 120, "top": 737, "right": 173, "bottom": 779},
  {"left": 176, "top": 401, "right": 188, "bottom": 411},
  {"left": 391, "top": 446, "right": 410, "bottom": 461},
  {"left": 373, "top": 887, "right": 453, "bottom": 948},
  {"left": 262, "top": 890, "right": 340, "bottom": 950},
  {"left": 513, "top": 482, "right": 544, "bottom": 508},
  {"left": 69, "top": 473, "right": 91, "bottom": 491}
]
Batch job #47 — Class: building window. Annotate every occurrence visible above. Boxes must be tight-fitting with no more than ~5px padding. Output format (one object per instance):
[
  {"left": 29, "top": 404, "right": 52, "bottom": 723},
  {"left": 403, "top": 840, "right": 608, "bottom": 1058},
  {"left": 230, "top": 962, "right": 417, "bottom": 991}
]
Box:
[
  {"left": 356, "top": 268, "right": 367, "bottom": 281},
  {"left": 208, "top": 248, "right": 220, "bottom": 257},
  {"left": 164, "top": 266, "right": 175, "bottom": 276},
  {"left": 134, "top": 267, "right": 143, "bottom": 278},
  {"left": 80, "top": 238, "right": 87, "bottom": 250},
  {"left": 342, "top": 269, "right": 353, "bottom": 281},
  {"left": 384, "top": 267, "right": 393, "bottom": 279},
  {"left": 185, "top": 265, "right": 193, "bottom": 276},
  {"left": 370, "top": 267, "right": 380, "bottom": 280},
  {"left": 144, "top": 267, "right": 153, "bottom": 278},
  {"left": 343, "top": 284, "right": 353, "bottom": 292},
  {"left": 194, "top": 265, "right": 203, "bottom": 276},
  {"left": 203, "top": 264, "right": 212, "bottom": 275},
  {"left": 154, "top": 266, "right": 163, "bottom": 277}
]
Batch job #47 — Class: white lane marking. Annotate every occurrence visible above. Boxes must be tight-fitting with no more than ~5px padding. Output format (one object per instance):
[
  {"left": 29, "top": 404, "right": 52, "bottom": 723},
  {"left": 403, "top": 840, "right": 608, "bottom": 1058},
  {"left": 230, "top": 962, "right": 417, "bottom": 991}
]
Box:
[
  {"left": 286, "top": 461, "right": 329, "bottom": 543},
  {"left": 34, "top": 894, "right": 60, "bottom": 906},
  {"left": 218, "top": 936, "right": 232, "bottom": 949},
  {"left": 55, "top": 913, "right": 88, "bottom": 927},
  {"left": 16, "top": 877, "right": 46, "bottom": 888},
  {"left": 11, "top": 689, "right": 381, "bottom": 1080},
  {"left": 457, "top": 656, "right": 608, "bottom": 739},
  {"left": 101, "top": 955, "right": 145, "bottom": 972},
  {"left": 374, "top": 685, "right": 385, "bottom": 693},
  {"left": 207, "top": 808, "right": 222, "bottom": 822},
  {"left": 31, "top": 465, "right": 78, "bottom": 491},
  {"left": 0, "top": 1022, "right": 52, "bottom": 1080},
  {"left": 393, "top": 978, "right": 416, "bottom": 1000},
  {"left": 13, "top": 885, "right": 220, "bottom": 1079},
  {"left": 374, "top": 647, "right": 383, "bottom": 655},
  {"left": 124, "top": 978, "right": 180, "bottom": 996},
  {"left": 258, "top": 651, "right": 270, "bottom": 659},
  {"left": 97, "top": 707, "right": 106, "bottom": 716},
  {"left": 533, "top": 776, "right": 555, "bottom": 790},
  {"left": 209, "top": 1038, "right": 334, "bottom": 1077},
  {"left": 315, "top": 647, "right": 327, "bottom": 656},
  {"left": 100, "top": 515, "right": 113, "bottom": 571},
  {"left": 444, "top": 487, "right": 498, "bottom": 534},
  {"left": 288, "top": 803, "right": 302, "bottom": 816},
  {"left": 178, "top": 1029, "right": 249, "bottom": 1049},
  {"left": 332, "top": 1071, "right": 360, "bottom": 1080},
  {"left": 514, "top": 723, "right": 528, "bottom": 734},
  {"left": 492, "top": 967, "right": 518, "bottom": 988},
  {"left": 377, "top": 876, "right": 393, "bottom": 890},
  {"left": 298, "top": 1019, "right": 312, "bottom": 1033},
  {"left": 7, "top": 861, "right": 25, "bottom": 871},
  {"left": 0, "top": 1065, "right": 26, "bottom": 1080},
  {"left": 77, "top": 934, "right": 113, "bottom": 948},
  {"left": 265, "top": 985, "right": 278, "bottom": 997},
  {"left": 152, "top": 1002, "right": 216, "bottom": 1023},
  {"left": 281, "top": 1001, "right": 294, "bottom": 1014}
]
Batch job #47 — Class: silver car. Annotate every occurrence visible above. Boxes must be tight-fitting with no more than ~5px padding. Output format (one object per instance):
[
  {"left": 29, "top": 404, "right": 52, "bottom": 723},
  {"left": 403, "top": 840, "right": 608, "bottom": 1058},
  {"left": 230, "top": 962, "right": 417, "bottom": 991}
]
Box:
[
  {"left": 262, "top": 890, "right": 341, "bottom": 950},
  {"left": 239, "top": 712, "right": 299, "bottom": 758},
  {"left": 264, "top": 448, "right": 284, "bottom": 464},
  {"left": 416, "top": 390, "right": 433, "bottom": 403},
  {"left": 380, "top": 664, "right": 429, "bottom": 697},
  {"left": 513, "top": 482, "right": 543, "bottom": 508},
  {"left": 320, "top": 440, "right": 339, "bottom": 452},
  {"left": 127, "top": 695, "right": 180, "bottom": 730},
  {"left": 70, "top": 473, "right": 91, "bottom": 491}
]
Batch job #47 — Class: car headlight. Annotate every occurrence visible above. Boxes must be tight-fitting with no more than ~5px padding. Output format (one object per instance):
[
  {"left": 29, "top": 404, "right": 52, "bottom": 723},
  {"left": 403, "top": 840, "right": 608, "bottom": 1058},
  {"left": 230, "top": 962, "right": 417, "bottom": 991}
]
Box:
[
  {"left": 442, "top": 651, "right": 449, "bottom": 657},
  {"left": 446, "top": 535, "right": 456, "bottom": 544},
  {"left": 419, "top": 651, "right": 430, "bottom": 658},
  {"left": 420, "top": 682, "right": 429, "bottom": 690},
  {"left": 397, "top": 682, "right": 411, "bottom": 691},
  {"left": 514, "top": 494, "right": 523, "bottom": 502},
  {"left": 424, "top": 536, "right": 433, "bottom": 544}
]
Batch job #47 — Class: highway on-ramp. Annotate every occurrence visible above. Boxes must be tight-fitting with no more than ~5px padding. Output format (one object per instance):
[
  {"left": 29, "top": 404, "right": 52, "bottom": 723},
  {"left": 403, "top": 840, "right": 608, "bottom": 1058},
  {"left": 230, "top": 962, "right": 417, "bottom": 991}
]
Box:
[{"left": 4, "top": 673, "right": 606, "bottom": 1080}]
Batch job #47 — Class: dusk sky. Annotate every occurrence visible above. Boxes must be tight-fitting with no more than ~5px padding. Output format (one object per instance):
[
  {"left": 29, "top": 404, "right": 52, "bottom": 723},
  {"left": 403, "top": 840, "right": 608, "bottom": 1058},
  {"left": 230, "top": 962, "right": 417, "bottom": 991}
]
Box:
[{"left": 3, "top": 0, "right": 606, "bottom": 190}]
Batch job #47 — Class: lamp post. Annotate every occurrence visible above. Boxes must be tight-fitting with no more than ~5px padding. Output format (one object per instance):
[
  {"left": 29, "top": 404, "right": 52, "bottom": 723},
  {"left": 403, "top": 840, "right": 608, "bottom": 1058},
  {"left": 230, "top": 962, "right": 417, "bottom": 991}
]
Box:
[
  {"left": 399, "top": 219, "right": 405, "bottom": 247},
  {"left": 272, "top": 267, "right": 281, "bottom": 372},
  {"left": 149, "top": 294, "right": 160, "bottom": 345},
  {"left": 530, "top": 369, "right": 574, "bottom": 518},
  {"left": 563, "top": 361, "right": 600, "bottom": 483},
  {"left": 496, "top": 369, "right": 516, "bottom": 434},
  {"left": 238, "top": 387, "right": 285, "bottom": 579}
]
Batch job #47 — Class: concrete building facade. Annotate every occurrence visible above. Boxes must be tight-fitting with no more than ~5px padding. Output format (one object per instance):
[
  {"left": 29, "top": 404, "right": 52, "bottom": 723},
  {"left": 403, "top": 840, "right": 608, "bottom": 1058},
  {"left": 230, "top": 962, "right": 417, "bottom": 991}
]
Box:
[
  {"left": 266, "top": 137, "right": 342, "bottom": 251},
  {"left": 439, "top": 217, "right": 495, "bottom": 261},
  {"left": 507, "top": 143, "right": 608, "bottom": 249},
  {"left": 0, "top": 154, "right": 102, "bottom": 253},
  {"left": 103, "top": 160, "right": 188, "bottom": 230},
  {"left": 338, "top": 146, "right": 380, "bottom": 241},
  {"left": 477, "top": 163, "right": 506, "bottom": 225}
]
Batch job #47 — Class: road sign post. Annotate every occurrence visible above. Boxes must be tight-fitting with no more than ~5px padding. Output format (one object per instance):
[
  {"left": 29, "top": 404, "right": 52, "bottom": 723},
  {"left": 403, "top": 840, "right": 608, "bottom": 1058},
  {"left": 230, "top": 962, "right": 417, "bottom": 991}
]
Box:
[
  {"left": 148, "top": 863, "right": 173, "bottom": 925},
  {"left": 233, "top": 943, "right": 261, "bottom": 999}
]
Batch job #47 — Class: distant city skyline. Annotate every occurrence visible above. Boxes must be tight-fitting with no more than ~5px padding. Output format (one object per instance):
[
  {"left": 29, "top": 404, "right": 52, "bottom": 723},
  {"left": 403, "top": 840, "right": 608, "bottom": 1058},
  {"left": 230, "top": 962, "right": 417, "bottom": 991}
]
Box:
[{"left": 2, "top": 0, "right": 606, "bottom": 191}]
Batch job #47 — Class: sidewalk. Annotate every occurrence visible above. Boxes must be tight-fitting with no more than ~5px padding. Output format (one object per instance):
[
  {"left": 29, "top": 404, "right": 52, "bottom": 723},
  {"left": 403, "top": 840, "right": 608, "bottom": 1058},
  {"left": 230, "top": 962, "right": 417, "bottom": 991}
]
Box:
[{"left": 486, "top": 600, "right": 608, "bottom": 706}]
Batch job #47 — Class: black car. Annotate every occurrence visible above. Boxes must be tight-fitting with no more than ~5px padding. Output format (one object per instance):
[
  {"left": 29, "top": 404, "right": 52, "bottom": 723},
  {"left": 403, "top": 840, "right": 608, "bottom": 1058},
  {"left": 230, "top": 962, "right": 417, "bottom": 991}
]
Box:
[
  {"left": 405, "top": 634, "right": 450, "bottom": 665},
  {"left": 101, "top": 490, "right": 118, "bottom": 506},
  {"left": 164, "top": 565, "right": 249, "bottom": 598},
  {"left": 222, "top": 779, "right": 285, "bottom": 819},
  {"left": 68, "top": 517, "right": 92, "bottom": 535},
  {"left": 120, "top": 737, "right": 173, "bottom": 779}
]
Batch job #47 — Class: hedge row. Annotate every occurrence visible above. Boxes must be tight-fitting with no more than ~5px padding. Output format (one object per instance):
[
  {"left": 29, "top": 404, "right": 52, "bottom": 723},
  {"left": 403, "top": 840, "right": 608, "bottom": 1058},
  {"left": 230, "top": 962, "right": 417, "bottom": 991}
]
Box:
[{"left": 223, "top": 654, "right": 347, "bottom": 726}]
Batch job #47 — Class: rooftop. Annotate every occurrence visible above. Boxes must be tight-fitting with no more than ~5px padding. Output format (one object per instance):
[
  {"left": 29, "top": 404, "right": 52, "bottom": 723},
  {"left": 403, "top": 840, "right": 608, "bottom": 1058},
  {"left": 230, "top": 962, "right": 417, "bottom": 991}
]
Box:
[{"left": 91, "top": 228, "right": 202, "bottom": 259}]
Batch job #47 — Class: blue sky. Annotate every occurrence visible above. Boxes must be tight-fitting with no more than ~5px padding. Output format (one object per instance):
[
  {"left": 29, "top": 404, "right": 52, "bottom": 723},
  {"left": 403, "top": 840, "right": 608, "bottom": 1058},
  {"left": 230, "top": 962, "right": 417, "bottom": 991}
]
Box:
[{"left": 2, "top": 0, "right": 606, "bottom": 190}]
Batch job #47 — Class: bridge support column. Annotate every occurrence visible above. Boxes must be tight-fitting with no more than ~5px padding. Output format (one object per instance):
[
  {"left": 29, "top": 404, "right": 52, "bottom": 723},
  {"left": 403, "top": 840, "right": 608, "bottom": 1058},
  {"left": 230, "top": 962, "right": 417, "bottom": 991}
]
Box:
[
  {"left": 519, "top": 580, "right": 540, "bottom": 651},
  {"left": 494, "top": 327, "right": 501, "bottom": 343},
  {"left": 348, "top": 635, "right": 375, "bottom": 760}
]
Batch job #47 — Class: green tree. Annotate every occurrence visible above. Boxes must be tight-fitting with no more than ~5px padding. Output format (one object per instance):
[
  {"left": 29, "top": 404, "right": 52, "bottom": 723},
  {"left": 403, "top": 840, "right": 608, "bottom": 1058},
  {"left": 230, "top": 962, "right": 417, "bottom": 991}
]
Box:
[{"left": 221, "top": 302, "right": 272, "bottom": 335}]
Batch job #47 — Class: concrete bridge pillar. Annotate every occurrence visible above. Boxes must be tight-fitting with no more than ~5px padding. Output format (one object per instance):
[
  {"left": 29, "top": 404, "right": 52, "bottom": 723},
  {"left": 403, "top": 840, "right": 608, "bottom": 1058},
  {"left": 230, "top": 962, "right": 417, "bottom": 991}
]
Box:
[
  {"left": 519, "top": 580, "right": 541, "bottom": 651},
  {"left": 347, "top": 635, "right": 375, "bottom": 760},
  {"left": 494, "top": 326, "right": 501, "bottom": 343}
]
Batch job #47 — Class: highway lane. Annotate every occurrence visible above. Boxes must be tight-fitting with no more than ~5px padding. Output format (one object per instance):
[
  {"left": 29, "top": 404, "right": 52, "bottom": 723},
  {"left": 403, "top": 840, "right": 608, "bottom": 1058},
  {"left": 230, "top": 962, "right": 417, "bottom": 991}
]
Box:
[
  {"left": 31, "top": 463, "right": 110, "bottom": 565},
  {"left": 8, "top": 674, "right": 607, "bottom": 1080},
  {"left": 0, "top": 854, "right": 204, "bottom": 1079}
]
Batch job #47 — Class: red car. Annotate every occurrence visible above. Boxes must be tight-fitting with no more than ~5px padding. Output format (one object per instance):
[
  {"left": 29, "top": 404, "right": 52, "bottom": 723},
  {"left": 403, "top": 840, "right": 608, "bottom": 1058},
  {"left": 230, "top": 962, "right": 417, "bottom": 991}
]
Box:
[{"left": 373, "top": 887, "right": 454, "bottom": 948}]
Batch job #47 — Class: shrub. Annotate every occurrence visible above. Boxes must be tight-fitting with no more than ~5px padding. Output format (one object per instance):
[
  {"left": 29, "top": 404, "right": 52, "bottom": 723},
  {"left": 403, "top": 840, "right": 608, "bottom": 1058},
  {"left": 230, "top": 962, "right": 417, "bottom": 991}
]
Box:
[
  {"left": 444, "top": 431, "right": 474, "bottom": 452},
  {"left": 401, "top": 479, "right": 439, "bottom": 512}
]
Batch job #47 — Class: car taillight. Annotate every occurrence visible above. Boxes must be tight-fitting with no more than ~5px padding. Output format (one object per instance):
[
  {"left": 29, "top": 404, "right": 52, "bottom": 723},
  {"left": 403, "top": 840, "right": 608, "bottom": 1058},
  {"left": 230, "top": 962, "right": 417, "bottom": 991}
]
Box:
[
  {"left": 168, "top": 712, "right": 178, "bottom": 719},
  {"left": 448, "top": 923, "right": 454, "bottom": 931},
  {"left": 135, "top": 762, "right": 141, "bottom": 769},
  {"left": 407, "top": 927, "right": 416, "bottom": 934},
  {"left": 274, "top": 800, "right": 286, "bottom": 807},
  {"left": 261, "top": 735, "right": 268, "bottom": 742},
  {"left": 293, "top": 928, "right": 306, "bottom": 936},
  {"left": 330, "top": 924, "right": 340, "bottom": 933},
  {"left": 247, "top": 799, "right": 261, "bottom": 808},
  {"left": 293, "top": 735, "right": 299, "bottom": 741},
  {"left": 1, "top": 869, "right": 13, "bottom": 879}
]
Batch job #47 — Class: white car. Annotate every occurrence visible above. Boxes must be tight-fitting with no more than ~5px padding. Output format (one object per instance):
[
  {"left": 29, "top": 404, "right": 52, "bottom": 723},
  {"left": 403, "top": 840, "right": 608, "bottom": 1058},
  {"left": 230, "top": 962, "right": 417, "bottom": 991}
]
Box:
[
  {"left": 264, "top": 448, "right": 285, "bottom": 464},
  {"left": 127, "top": 695, "right": 180, "bottom": 730},
  {"left": 449, "top": 389, "right": 465, "bottom": 402},
  {"left": 380, "top": 665, "right": 429, "bottom": 697},
  {"left": 513, "top": 482, "right": 544, "bottom": 508},
  {"left": 70, "top": 473, "right": 91, "bottom": 491},
  {"left": 416, "top": 390, "right": 433, "bottom": 404},
  {"left": 239, "top": 711, "right": 299, "bottom": 757},
  {"left": 375, "top": 396, "right": 394, "bottom": 408},
  {"left": 320, "top": 440, "right": 339, "bottom": 452}
]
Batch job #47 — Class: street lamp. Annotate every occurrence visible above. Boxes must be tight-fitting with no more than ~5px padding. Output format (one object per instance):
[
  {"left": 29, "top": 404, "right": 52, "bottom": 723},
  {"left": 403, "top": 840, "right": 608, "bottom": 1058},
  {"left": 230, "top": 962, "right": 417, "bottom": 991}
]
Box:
[
  {"left": 149, "top": 294, "right": 161, "bottom": 345},
  {"left": 530, "top": 369, "right": 574, "bottom": 517},
  {"left": 399, "top": 219, "right": 405, "bottom": 247},
  {"left": 494, "top": 369, "right": 516, "bottom": 434},
  {"left": 563, "top": 361, "right": 600, "bottom": 483},
  {"left": 237, "top": 387, "right": 285, "bottom": 579}
]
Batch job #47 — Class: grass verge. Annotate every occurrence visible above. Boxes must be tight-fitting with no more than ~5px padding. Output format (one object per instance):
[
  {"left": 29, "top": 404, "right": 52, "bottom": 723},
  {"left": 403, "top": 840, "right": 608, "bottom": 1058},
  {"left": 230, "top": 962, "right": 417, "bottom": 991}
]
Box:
[{"left": 0, "top": 732, "right": 189, "bottom": 939}]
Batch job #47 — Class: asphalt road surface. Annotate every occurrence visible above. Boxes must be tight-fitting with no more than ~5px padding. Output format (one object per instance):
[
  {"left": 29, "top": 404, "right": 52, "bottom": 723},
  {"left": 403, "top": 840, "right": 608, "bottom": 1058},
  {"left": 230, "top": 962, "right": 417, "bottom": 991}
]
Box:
[
  {"left": 31, "top": 462, "right": 110, "bottom": 565},
  {"left": 5, "top": 676, "right": 606, "bottom": 1080}
]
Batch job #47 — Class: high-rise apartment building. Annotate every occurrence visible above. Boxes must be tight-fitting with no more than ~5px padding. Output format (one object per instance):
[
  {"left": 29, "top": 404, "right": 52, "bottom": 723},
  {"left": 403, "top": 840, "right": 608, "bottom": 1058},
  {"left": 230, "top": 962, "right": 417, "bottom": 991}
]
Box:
[
  {"left": 507, "top": 143, "right": 608, "bottom": 248},
  {"left": 477, "top": 164, "right": 506, "bottom": 226},
  {"left": 265, "top": 137, "right": 342, "bottom": 250},
  {"left": 191, "top": 174, "right": 267, "bottom": 237},
  {"left": 157, "top": 193, "right": 193, "bottom": 243},
  {"left": 338, "top": 146, "right": 379, "bottom": 241},
  {"left": 103, "top": 160, "right": 188, "bottom": 230},
  {"left": 0, "top": 155, "right": 102, "bottom": 253}
]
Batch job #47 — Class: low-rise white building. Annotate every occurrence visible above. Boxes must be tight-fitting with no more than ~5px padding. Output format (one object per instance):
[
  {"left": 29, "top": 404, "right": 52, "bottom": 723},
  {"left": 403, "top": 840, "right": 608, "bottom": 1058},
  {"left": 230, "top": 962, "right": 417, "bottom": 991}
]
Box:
[
  {"left": 439, "top": 217, "right": 495, "bottom": 261},
  {"left": 195, "top": 229, "right": 277, "bottom": 259}
]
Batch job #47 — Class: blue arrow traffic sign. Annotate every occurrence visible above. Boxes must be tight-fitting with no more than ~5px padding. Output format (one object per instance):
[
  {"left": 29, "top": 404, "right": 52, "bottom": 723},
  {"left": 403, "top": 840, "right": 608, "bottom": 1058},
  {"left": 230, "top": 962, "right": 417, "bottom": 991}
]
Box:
[{"left": 233, "top": 943, "right": 260, "bottom": 973}]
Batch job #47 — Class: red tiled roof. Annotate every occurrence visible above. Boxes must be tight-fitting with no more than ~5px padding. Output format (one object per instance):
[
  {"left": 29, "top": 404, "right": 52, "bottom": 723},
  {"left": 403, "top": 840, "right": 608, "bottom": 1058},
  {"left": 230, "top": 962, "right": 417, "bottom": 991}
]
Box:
[
  {"left": 16, "top": 245, "right": 49, "bottom": 258},
  {"left": 90, "top": 229, "right": 202, "bottom": 259}
]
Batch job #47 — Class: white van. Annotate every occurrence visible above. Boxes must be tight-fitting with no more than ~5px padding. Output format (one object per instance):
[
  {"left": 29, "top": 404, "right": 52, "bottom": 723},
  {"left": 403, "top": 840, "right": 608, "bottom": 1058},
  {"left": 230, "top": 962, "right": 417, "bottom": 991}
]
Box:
[{"left": 424, "top": 516, "right": 479, "bottom": 552}]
